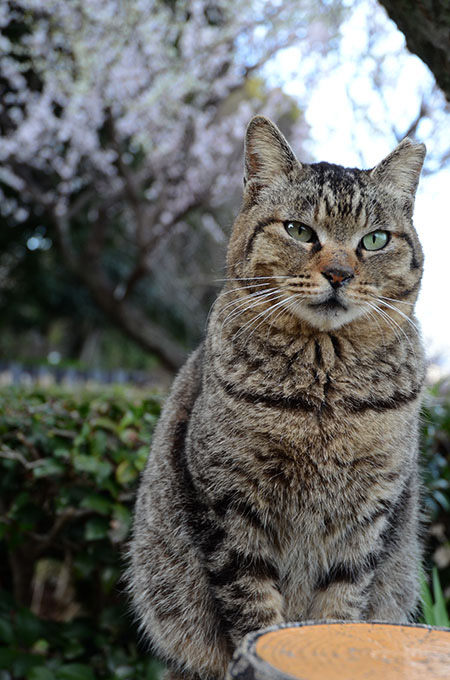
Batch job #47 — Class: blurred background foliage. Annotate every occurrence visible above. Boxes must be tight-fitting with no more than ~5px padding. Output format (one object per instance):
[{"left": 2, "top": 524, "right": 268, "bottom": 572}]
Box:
[
  {"left": 1, "top": 0, "right": 449, "bottom": 374},
  {"left": 0, "top": 387, "right": 163, "bottom": 680},
  {"left": 0, "top": 0, "right": 320, "bottom": 371}
]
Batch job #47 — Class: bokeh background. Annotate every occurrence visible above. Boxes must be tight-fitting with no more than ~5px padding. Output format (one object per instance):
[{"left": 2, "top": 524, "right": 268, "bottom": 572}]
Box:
[
  {"left": 1, "top": 0, "right": 449, "bottom": 380},
  {"left": 0, "top": 1, "right": 449, "bottom": 679}
]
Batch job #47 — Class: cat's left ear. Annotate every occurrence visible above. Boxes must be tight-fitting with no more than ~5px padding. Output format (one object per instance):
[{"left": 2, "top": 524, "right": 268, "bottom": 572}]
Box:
[
  {"left": 370, "top": 137, "right": 426, "bottom": 200},
  {"left": 244, "top": 116, "right": 301, "bottom": 193}
]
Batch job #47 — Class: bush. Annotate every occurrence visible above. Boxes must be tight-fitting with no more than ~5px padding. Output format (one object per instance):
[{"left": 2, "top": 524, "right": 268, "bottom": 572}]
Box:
[
  {"left": 0, "top": 386, "right": 163, "bottom": 680},
  {"left": 421, "top": 378, "right": 450, "bottom": 615},
  {"left": 0, "top": 380, "right": 449, "bottom": 679}
]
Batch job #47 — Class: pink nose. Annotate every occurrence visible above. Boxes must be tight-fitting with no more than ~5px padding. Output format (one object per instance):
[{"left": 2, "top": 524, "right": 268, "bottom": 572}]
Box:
[{"left": 321, "top": 266, "right": 354, "bottom": 289}]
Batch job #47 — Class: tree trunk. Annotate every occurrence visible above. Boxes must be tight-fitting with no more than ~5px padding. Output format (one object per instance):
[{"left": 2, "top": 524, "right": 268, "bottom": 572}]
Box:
[
  {"left": 378, "top": 0, "right": 450, "bottom": 102},
  {"left": 51, "top": 212, "right": 187, "bottom": 373},
  {"left": 78, "top": 269, "right": 187, "bottom": 373},
  {"left": 9, "top": 546, "right": 36, "bottom": 607},
  {"left": 229, "top": 621, "right": 450, "bottom": 680}
]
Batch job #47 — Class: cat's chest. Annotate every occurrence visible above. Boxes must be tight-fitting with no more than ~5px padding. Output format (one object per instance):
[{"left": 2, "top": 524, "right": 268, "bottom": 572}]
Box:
[
  {"left": 201, "top": 330, "right": 419, "bottom": 523},
  {"left": 209, "top": 326, "right": 421, "bottom": 421},
  {"left": 213, "top": 330, "right": 350, "bottom": 398}
]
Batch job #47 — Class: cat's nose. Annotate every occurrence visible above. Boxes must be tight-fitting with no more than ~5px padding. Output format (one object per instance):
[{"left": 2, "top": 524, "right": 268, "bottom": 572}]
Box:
[{"left": 321, "top": 266, "right": 355, "bottom": 289}]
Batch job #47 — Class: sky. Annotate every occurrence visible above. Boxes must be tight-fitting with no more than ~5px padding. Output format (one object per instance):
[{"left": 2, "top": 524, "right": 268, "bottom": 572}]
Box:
[{"left": 265, "top": 0, "right": 450, "bottom": 372}]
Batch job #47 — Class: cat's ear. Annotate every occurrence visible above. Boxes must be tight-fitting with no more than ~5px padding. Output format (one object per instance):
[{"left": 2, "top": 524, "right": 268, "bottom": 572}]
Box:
[
  {"left": 244, "top": 116, "right": 301, "bottom": 192},
  {"left": 370, "top": 137, "right": 426, "bottom": 199}
]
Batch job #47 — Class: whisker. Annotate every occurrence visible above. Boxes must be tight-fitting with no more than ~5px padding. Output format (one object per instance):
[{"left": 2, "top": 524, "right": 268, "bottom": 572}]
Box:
[
  {"left": 362, "top": 304, "right": 387, "bottom": 348},
  {"left": 205, "top": 286, "right": 277, "bottom": 331},
  {"left": 370, "top": 303, "right": 405, "bottom": 347},
  {"left": 370, "top": 302, "right": 417, "bottom": 357},
  {"left": 243, "top": 294, "right": 303, "bottom": 347},
  {"left": 218, "top": 293, "right": 285, "bottom": 353},
  {"left": 216, "top": 282, "right": 277, "bottom": 298},
  {"left": 219, "top": 291, "right": 284, "bottom": 345},
  {"left": 230, "top": 296, "right": 283, "bottom": 343},
  {"left": 218, "top": 287, "right": 279, "bottom": 317},
  {"left": 221, "top": 289, "right": 282, "bottom": 329},
  {"left": 365, "top": 301, "right": 402, "bottom": 348},
  {"left": 378, "top": 295, "right": 415, "bottom": 308},
  {"left": 215, "top": 275, "right": 294, "bottom": 283},
  {"left": 266, "top": 294, "right": 304, "bottom": 338},
  {"left": 377, "top": 299, "right": 419, "bottom": 334},
  {"left": 235, "top": 294, "right": 298, "bottom": 346}
]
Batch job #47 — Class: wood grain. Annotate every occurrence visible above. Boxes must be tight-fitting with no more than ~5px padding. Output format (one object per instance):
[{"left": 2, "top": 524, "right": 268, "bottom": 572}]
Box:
[{"left": 228, "top": 622, "right": 450, "bottom": 680}]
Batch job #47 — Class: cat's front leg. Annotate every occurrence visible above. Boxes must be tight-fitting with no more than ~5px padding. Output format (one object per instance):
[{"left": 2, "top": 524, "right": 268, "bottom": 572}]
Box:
[
  {"left": 209, "top": 551, "right": 285, "bottom": 648},
  {"left": 309, "top": 474, "right": 421, "bottom": 623},
  {"left": 206, "top": 504, "right": 285, "bottom": 648},
  {"left": 307, "top": 561, "right": 376, "bottom": 620},
  {"left": 365, "top": 475, "right": 421, "bottom": 622}
]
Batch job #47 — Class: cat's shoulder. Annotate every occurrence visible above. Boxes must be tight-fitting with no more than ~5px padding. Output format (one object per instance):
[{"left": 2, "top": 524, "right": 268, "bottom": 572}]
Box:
[{"left": 159, "top": 343, "right": 204, "bottom": 420}]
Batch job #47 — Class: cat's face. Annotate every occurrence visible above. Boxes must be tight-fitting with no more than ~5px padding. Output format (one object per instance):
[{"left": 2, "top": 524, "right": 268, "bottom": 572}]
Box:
[{"left": 227, "top": 117, "right": 425, "bottom": 332}]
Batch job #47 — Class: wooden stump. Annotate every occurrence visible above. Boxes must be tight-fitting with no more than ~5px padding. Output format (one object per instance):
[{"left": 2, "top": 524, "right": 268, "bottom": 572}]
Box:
[{"left": 228, "top": 621, "right": 450, "bottom": 680}]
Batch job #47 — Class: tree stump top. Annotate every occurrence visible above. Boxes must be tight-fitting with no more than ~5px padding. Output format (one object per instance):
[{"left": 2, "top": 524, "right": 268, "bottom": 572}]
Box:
[{"left": 228, "top": 621, "right": 450, "bottom": 680}]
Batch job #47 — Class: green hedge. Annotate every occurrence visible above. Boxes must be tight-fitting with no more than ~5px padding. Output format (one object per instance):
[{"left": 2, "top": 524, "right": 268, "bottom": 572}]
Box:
[
  {"left": 0, "top": 381, "right": 449, "bottom": 679},
  {"left": 421, "top": 379, "right": 450, "bottom": 618},
  {"left": 0, "top": 387, "right": 163, "bottom": 680}
]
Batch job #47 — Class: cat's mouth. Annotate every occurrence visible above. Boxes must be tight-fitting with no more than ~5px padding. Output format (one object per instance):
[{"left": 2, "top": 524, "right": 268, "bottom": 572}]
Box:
[
  {"left": 308, "top": 295, "right": 348, "bottom": 313},
  {"left": 292, "top": 291, "right": 363, "bottom": 330}
]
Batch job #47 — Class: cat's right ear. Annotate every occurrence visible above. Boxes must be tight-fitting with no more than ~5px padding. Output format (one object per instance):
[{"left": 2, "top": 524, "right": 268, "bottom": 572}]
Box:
[
  {"left": 244, "top": 116, "right": 300, "bottom": 198},
  {"left": 370, "top": 137, "right": 426, "bottom": 201}
]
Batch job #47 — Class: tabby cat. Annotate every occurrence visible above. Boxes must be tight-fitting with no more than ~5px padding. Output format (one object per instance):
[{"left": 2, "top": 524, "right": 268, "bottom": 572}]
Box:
[{"left": 129, "top": 116, "right": 426, "bottom": 680}]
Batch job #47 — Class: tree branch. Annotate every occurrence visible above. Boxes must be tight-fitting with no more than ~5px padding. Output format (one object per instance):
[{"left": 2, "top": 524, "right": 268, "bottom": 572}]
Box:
[
  {"left": 402, "top": 99, "right": 429, "bottom": 140},
  {"left": 82, "top": 268, "right": 187, "bottom": 371},
  {"left": 51, "top": 214, "right": 187, "bottom": 370},
  {"left": 31, "top": 507, "right": 95, "bottom": 557},
  {"left": 378, "top": 0, "right": 450, "bottom": 102}
]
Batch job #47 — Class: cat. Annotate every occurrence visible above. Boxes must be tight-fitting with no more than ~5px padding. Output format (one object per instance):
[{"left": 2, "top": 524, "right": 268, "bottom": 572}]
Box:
[{"left": 128, "top": 116, "right": 426, "bottom": 680}]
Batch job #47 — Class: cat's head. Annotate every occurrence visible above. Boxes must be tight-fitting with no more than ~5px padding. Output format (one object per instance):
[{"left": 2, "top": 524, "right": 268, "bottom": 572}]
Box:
[{"left": 226, "top": 116, "right": 425, "bottom": 332}]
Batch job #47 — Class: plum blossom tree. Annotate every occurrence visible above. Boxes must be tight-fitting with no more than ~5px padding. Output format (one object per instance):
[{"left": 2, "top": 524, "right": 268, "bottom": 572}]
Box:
[{"left": 0, "top": 0, "right": 343, "bottom": 370}]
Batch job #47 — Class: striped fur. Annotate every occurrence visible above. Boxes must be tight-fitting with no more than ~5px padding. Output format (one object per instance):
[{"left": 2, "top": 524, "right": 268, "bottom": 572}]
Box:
[{"left": 129, "top": 117, "right": 426, "bottom": 680}]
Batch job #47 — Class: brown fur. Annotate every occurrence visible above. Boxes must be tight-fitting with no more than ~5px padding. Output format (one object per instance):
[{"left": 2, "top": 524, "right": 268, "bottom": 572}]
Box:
[{"left": 129, "top": 117, "right": 426, "bottom": 680}]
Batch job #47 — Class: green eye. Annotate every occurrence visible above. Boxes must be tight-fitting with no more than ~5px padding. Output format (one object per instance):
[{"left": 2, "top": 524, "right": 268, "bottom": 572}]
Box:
[
  {"left": 285, "top": 221, "right": 316, "bottom": 243},
  {"left": 362, "top": 230, "right": 389, "bottom": 251}
]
